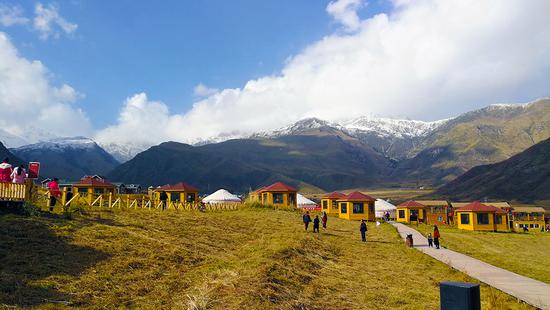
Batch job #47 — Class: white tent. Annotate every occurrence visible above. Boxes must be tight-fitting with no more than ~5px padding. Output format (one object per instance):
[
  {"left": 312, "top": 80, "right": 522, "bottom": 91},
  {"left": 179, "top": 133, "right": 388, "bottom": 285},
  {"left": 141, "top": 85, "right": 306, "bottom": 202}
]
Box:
[
  {"left": 202, "top": 189, "right": 242, "bottom": 204},
  {"left": 297, "top": 193, "right": 318, "bottom": 209},
  {"left": 375, "top": 199, "right": 397, "bottom": 218}
]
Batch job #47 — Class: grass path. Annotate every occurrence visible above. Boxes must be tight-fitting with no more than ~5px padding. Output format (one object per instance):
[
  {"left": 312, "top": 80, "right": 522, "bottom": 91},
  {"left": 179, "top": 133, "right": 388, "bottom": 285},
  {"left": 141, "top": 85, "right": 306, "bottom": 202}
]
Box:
[
  {"left": 412, "top": 223, "right": 550, "bottom": 284},
  {"left": 0, "top": 207, "right": 532, "bottom": 309}
]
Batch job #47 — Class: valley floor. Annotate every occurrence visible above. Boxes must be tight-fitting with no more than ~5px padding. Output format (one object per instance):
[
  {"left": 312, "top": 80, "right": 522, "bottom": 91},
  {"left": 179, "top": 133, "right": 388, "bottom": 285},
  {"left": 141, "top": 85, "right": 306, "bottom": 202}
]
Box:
[
  {"left": 412, "top": 223, "right": 550, "bottom": 284},
  {"left": 0, "top": 207, "right": 531, "bottom": 309}
]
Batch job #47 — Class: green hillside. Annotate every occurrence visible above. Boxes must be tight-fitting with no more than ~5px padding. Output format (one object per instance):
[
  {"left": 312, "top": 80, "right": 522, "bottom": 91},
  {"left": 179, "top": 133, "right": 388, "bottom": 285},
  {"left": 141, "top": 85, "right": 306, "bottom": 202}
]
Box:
[{"left": 435, "top": 137, "right": 550, "bottom": 201}]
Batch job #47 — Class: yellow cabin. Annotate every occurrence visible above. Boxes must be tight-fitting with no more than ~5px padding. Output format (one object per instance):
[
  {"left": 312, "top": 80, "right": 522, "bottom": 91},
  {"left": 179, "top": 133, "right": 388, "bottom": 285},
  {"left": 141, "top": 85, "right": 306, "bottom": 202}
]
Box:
[
  {"left": 155, "top": 182, "right": 199, "bottom": 204},
  {"left": 337, "top": 192, "right": 376, "bottom": 221},
  {"left": 396, "top": 200, "right": 426, "bottom": 223},
  {"left": 510, "top": 206, "right": 546, "bottom": 232},
  {"left": 455, "top": 202, "right": 509, "bottom": 232},
  {"left": 254, "top": 182, "right": 297, "bottom": 207},
  {"left": 320, "top": 192, "right": 347, "bottom": 216},
  {"left": 414, "top": 200, "right": 450, "bottom": 225},
  {"left": 73, "top": 175, "right": 116, "bottom": 196}
]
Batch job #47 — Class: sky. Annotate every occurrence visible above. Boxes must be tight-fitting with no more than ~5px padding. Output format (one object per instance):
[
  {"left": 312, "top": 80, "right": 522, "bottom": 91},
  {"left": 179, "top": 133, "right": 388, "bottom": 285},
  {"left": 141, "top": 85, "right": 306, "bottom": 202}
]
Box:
[{"left": 1, "top": 0, "right": 550, "bottom": 149}]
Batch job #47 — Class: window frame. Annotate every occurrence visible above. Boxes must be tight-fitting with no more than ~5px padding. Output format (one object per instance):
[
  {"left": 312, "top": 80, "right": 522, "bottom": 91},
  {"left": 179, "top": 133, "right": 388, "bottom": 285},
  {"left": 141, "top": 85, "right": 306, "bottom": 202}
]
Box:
[
  {"left": 273, "top": 193, "right": 284, "bottom": 204},
  {"left": 352, "top": 202, "right": 364, "bottom": 214},
  {"left": 477, "top": 213, "right": 490, "bottom": 225},
  {"left": 460, "top": 213, "right": 470, "bottom": 225}
]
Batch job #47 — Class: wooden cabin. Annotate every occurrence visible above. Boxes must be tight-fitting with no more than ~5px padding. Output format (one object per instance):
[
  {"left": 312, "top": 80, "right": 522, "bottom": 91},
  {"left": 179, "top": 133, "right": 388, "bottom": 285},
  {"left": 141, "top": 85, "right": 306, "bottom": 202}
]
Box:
[
  {"left": 396, "top": 200, "right": 425, "bottom": 223},
  {"left": 255, "top": 182, "right": 297, "bottom": 207},
  {"left": 73, "top": 175, "right": 116, "bottom": 196},
  {"left": 337, "top": 192, "right": 376, "bottom": 221},
  {"left": 156, "top": 182, "right": 199, "bottom": 204},
  {"left": 509, "top": 206, "right": 546, "bottom": 232},
  {"left": 455, "top": 202, "right": 509, "bottom": 232},
  {"left": 320, "top": 192, "right": 347, "bottom": 216},
  {"left": 415, "top": 200, "right": 450, "bottom": 225}
]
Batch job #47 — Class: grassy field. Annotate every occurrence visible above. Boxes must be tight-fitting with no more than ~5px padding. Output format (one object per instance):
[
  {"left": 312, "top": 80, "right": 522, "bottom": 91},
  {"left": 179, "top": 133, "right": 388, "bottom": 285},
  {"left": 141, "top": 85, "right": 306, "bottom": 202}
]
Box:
[
  {"left": 412, "top": 223, "right": 550, "bottom": 284},
  {"left": 0, "top": 206, "right": 531, "bottom": 309}
]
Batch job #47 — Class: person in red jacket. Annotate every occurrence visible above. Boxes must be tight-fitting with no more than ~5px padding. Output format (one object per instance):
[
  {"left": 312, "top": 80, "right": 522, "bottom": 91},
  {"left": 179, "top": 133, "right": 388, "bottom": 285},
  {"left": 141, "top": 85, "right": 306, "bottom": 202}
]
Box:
[
  {"left": 48, "top": 178, "right": 61, "bottom": 212},
  {"left": 433, "top": 225, "right": 441, "bottom": 249},
  {"left": 0, "top": 157, "right": 13, "bottom": 182}
]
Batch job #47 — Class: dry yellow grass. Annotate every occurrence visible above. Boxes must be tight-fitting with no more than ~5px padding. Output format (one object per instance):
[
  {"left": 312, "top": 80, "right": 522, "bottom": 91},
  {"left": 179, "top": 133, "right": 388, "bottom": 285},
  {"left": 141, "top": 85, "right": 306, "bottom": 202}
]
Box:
[
  {"left": 412, "top": 223, "right": 550, "bottom": 284},
  {"left": 0, "top": 206, "right": 531, "bottom": 309}
]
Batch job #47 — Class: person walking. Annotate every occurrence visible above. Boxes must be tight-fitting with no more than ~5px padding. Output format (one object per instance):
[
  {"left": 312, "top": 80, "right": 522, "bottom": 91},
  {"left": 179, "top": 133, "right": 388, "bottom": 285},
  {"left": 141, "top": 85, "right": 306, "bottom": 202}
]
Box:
[
  {"left": 427, "top": 233, "right": 433, "bottom": 248},
  {"left": 321, "top": 211, "right": 328, "bottom": 229},
  {"left": 48, "top": 178, "right": 61, "bottom": 212},
  {"left": 313, "top": 215, "right": 320, "bottom": 233},
  {"left": 433, "top": 225, "right": 441, "bottom": 249},
  {"left": 159, "top": 191, "right": 168, "bottom": 211},
  {"left": 303, "top": 211, "right": 312, "bottom": 231},
  {"left": 360, "top": 220, "right": 368, "bottom": 242},
  {"left": 0, "top": 158, "right": 13, "bottom": 183},
  {"left": 11, "top": 165, "right": 26, "bottom": 184}
]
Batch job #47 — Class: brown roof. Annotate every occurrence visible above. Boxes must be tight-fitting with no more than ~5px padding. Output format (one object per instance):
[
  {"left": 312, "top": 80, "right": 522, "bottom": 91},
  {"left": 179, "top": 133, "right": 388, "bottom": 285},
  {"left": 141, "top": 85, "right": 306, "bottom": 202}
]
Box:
[
  {"left": 511, "top": 206, "right": 546, "bottom": 214},
  {"left": 414, "top": 200, "right": 449, "bottom": 207},
  {"left": 258, "top": 182, "right": 297, "bottom": 192},
  {"left": 339, "top": 191, "right": 375, "bottom": 202},
  {"left": 455, "top": 201, "right": 506, "bottom": 214},
  {"left": 452, "top": 201, "right": 510, "bottom": 209},
  {"left": 159, "top": 182, "right": 199, "bottom": 192},
  {"left": 398, "top": 200, "right": 425, "bottom": 208},
  {"left": 323, "top": 191, "right": 347, "bottom": 199},
  {"left": 74, "top": 176, "right": 114, "bottom": 187}
]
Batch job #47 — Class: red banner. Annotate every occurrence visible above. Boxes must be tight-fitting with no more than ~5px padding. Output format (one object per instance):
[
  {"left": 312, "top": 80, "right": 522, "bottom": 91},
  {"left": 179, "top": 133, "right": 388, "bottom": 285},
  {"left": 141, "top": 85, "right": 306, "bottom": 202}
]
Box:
[{"left": 28, "top": 162, "right": 40, "bottom": 179}]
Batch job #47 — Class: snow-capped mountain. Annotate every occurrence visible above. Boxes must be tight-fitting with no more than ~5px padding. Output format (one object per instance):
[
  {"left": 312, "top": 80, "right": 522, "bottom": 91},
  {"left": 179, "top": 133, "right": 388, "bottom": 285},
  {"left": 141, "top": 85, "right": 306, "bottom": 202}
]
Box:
[
  {"left": 0, "top": 126, "right": 58, "bottom": 148},
  {"left": 251, "top": 118, "right": 337, "bottom": 138},
  {"left": 12, "top": 137, "right": 120, "bottom": 180},
  {"left": 98, "top": 141, "right": 154, "bottom": 163},
  {"left": 341, "top": 116, "right": 449, "bottom": 138}
]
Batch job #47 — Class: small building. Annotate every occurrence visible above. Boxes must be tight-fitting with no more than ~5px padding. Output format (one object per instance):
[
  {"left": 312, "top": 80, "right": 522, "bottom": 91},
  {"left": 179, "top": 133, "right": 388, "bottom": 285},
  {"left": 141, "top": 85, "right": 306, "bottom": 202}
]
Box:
[
  {"left": 396, "top": 200, "right": 426, "bottom": 223},
  {"left": 73, "top": 175, "right": 116, "bottom": 196},
  {"left": 202, "top": 189, "right": 241, "bottom": 204},
  {"left": 337, "top": 192, "right": 376, "bottom": 221},
  {"left": 375, "top": 199, "right": 396, "bottom": 219},
  {"left": 254, "top": 182, "right": 297, "bottom": 207},
  {"left": 113, "top": 183, "right": 142, "bottom": 194},
  {"left": 156, "top": 182, "right": 199, "bottom": 204},
  {"left": 509, "top": 206, "right": 546, "bottom": 232},
  {"left": 415, "top": 200, "right": 450, "bottom": 225},
  {"left": 320, "top": 192, "right": 347, "bottom": 215},
  {"left": 455, "top": 201, "right": 509, "bottom": 232},
  {"left": 297, "top": 194, "right": 318, "bottom": 210}
]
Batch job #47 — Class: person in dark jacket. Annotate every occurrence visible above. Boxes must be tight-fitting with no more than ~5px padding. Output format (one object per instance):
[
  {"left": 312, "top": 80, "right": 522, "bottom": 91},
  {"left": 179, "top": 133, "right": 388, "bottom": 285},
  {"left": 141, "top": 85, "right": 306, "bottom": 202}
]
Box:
[
  {"left": 360, "top": 220, "right": 368, "bottom": 242},
  {"left": 159, "top": 191, "right": 168, "bottom": 210},
  {"left": 433, "top": 225, "right": 441, "bottom": 249},
  {"left": 303, "top": 211, "right": 312, "bottom": 231},
  {"left": 313, "top": 215, "right": 320, "bottom": 233}
]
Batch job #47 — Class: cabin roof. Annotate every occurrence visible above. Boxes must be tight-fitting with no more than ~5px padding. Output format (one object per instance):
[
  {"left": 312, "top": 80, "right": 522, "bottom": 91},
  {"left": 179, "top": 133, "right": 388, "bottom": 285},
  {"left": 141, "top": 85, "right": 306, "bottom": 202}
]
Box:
[
  {"left": 398, "top": 200, "right": 425, "bottom": 208},
  {"left": 511, "top": 206, "right": 546, "bottom": 214},
  {"left": 258, "top": 182, "right": 297, "bottom": 192},
  {"left": 339, "top": 191, "right": 375, "bottom": 201},
  {"left": 159, "top": 182, "right": 199, "bottom": 192},
  {"left": 414, "top": 200, "right": 449, "bottom": 206},
  {"left": 455, "top": 201, "right": 506, "bottom": 214},
  {"left": 323, "top": 191, "right": 347, "bottom": 199},
  {"left": 452, "top": 201, "right": 511, "bottom": 209},
  {"left": 74, "top": 176, "right": 115, "bottom": 187}
]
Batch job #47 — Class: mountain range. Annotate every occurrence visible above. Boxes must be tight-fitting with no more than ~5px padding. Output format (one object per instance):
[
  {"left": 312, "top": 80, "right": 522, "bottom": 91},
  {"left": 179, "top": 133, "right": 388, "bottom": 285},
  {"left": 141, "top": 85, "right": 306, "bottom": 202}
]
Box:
[{"left": 2, "top": 98, "right": 549, "bottom": 192}]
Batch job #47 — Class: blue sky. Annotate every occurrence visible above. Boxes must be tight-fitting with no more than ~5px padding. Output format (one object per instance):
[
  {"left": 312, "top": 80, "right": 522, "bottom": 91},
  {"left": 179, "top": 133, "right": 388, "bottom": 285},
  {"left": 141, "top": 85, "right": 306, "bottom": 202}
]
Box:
[{"left": 5, "top": 0, "right": 389, "bottom": 129}]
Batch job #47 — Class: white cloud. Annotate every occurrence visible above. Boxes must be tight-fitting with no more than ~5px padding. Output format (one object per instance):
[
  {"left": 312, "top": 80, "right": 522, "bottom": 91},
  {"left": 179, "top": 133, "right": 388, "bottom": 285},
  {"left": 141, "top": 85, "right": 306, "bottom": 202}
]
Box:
[
  {"left": 0, "top": 4, "right": 29, "bottom": 26},
  {"left": 0, "top": 32, "right": 91, "bottom": 145},
  {"left": 193, "top": 83, "right": 219, "bottom": 98},
  {"left": 326, "top": 0, "right": 364, "bottom": 32},
  {"left": 33, "top": 3, "right": 77, "bottom": 40},
  {"left": 99, "top": 0, "right": 550, "bottom": 148}
]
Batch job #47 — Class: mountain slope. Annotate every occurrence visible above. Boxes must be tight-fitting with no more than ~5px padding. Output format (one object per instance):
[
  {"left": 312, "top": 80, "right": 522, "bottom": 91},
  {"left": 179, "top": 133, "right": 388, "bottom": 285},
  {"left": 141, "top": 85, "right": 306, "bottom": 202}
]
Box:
[
  {"left": 395, "top": 98, "right": 550, "bottom": 184},
  {"left": 108, "top": 125, "right": 395, "bottom": 192},
  {"left": 435, "top": 137, "right": 550, "bottom": 201},
  {"left": 0, "top": 142, "right": 23, "bottom": 167},
  {"left": 12, "top": 137, "right": 119, "bottom": 181}
]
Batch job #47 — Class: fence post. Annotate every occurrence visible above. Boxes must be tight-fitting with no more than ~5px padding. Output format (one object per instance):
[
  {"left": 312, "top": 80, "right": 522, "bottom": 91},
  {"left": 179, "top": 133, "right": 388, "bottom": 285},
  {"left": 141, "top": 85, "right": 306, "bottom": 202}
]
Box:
[{"left": 109, "top": 193, "right": 112, "bottom": 208}]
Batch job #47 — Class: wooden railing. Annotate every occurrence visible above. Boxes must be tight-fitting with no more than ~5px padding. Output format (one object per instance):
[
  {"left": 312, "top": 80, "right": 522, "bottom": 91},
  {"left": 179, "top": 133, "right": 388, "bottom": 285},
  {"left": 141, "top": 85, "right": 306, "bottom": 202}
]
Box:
[{"left": 0, "top": 182, "right": 28, "bottom": 201}]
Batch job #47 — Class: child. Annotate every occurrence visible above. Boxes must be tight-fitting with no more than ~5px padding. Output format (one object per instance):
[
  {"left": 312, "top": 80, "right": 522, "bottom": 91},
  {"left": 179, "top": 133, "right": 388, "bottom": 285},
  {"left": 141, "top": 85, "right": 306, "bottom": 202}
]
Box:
[
  {"left": 313, "top": 215, "right": 320, "bottom": 233},
  {"left": 427, "top": 233, "right": 433, "bottom": 248}
]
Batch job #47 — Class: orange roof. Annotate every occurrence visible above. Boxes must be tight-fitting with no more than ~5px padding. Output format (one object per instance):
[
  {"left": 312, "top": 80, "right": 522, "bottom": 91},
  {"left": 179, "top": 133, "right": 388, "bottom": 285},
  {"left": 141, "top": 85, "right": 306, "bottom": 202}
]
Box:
[
  {"left": 258, "top": 182, "right": 297, "bottom": 192},
  {"left": 398, "top": 200, "right": 425, "bottom": 208},
  {"left": 74, "top": 176, "right": 114, "bottom": 187},
  {"left": 455, "top": 201, "right": 506, "bottom": 214},
  {"left": 323, "top": 191, "right": 347, "bottom": 199},
  {"left": 159, "top": 182, "right": 199, "bottom": 192},
  {"left": 339, "top": 191, "right": 375, "bottom": 201}
]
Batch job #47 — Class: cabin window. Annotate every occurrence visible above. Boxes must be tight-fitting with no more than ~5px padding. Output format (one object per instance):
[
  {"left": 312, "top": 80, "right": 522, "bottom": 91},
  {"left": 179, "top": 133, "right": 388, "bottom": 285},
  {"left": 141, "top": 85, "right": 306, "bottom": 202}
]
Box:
[
  {"left": 94, "top": 188, "right": 104, "bottom": 194},
  {"left": 530, "top": 224, "right": 534, "bottom": 228},
  {"left": 78, "top": 188, "right": 88, "bottom": 194},
  {"left": 477, "top": 213, "right": 489, "bottom": 225},
  {"left": 332, "top": 200, "right": 337, "bottom": 208},
  {"left": 186, "top": 193, "right": 195, "bottom": 203},
  {"left": 322, "top": 200, "right": 328, "bottom": 209},
  {"left": 171, "top": 193, "right": 181, "bottom": 202},
  {"left": 495, "top": 215, "right": 502, "bottom": 224},
  {"left": 534, "top": 224, "right": 540, "bottom": 228},
  {"left": 460, "top": 214, "right": 470, "bottom": 225},
  {"left": 353, "top": 203, "right": 364, "bottom": 214},
  {"left": 273, "top": 193, "right": 284, "bottom": 204},
  {"left": 340, "top": 203, "right": 347, "bottom": 214},
  {"left": 398, "top": 210, "right": 405, "bottom": 219}
]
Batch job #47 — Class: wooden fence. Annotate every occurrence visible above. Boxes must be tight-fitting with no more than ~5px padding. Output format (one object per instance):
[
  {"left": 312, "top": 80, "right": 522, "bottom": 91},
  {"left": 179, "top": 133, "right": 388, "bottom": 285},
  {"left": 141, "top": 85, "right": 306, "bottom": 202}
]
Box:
[{"left": 0, "top": 182, "right": 29, "bottom": 202}]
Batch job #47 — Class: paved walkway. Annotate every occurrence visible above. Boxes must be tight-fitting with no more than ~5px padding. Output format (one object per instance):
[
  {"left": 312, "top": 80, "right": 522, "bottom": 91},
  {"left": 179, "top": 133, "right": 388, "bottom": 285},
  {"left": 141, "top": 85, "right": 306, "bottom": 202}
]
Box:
[{"left": 392, "top": 222, "right": 550, "bottom": 309}]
